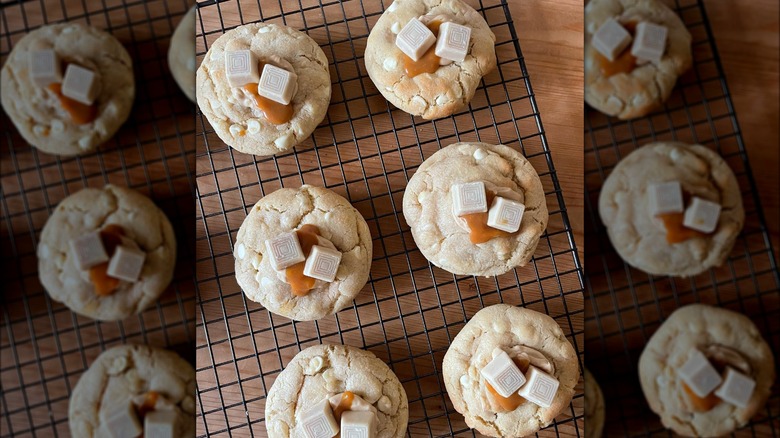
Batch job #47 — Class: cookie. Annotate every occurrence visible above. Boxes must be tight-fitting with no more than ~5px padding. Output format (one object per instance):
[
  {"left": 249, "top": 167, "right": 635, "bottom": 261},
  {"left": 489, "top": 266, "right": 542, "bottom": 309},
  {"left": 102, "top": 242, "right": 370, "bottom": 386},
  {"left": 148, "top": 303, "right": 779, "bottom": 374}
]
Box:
[
  {"left": 638, "top": 304, "right": 775, "bottom": 437},
  {"left": 196, "top": 23, "right": 331, "bottom": 156},
  {"left": 365, "top": 0, "right": 496, "bottom": 119},
  {"left": 69, "top": 344, "right": 196, "bottom": 437},
  {"left": 1, "top": 23, "right": 135, "bottom": 155},
  {"left": 442, "top": 304, "right": 579, "bottom": 437},
  {"left": 38, "top": 185, "right": 176, "bottom": 321},
  {"left": 584, "top": 368, "right": 605, "bottom": 438},
  {"left": 598, "top": 142, "right": 744, "bottom": 276},
  {"left": 402, "top": 142, "right": 548, "bottom": 276},
  {"left": 234, "top": 185, "right": 372, "bottom": 321},
  {"left": 169, "top": 7, "right": 196, "bottom": 102},
  {"left": 585, "top": 0, "right": 692, "bottom": 119},
  {"left": 265, "top": 344, "right": 408, "bottom": 437}
]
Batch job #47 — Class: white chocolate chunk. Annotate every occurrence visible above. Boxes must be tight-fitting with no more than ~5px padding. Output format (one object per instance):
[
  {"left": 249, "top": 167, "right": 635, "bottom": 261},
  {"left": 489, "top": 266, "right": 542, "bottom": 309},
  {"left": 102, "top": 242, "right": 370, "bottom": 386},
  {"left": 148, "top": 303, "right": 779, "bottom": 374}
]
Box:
[
  {"left": 714, "top": 367, "right": 756, "bottom": 408},
  {"left": 258, "top": 64, "right": 297, "bottom": 105},
  {"left": 591, "top": 18, "right": 632, "bottom": 62},
  {"left": 480, "top": 349, "right": 526, "bottom": 398},
  {"left": 225, "top": 49, "right": 260, "bottom": 88},
  {"left": 61, "top": 64, "right": 99, "bottom": 105},
  {"left": 395, "top": 18, "right": 436, "bottom": 62},
  {"left": 341, "top": 411, "right": 376, "bottom": 438},
  {"left": 103, "top": 400, "right": 142, "bottom": 438},
  {"left": 69, "top": 231, "right": 108, "bottom": 270},
  {"left": 303, "top": 245, "right": 342, "bottom": 282},
  {"left": 631, "top": 22, "right": 668, "bottom": 63},
  {"left": 678, "top": 349, "right": 723, "bottom": 397},
  {"left": 487, "top": 196, "right": 525, "bottom": 233},
  {"left": 107, "top": 244, "right": 146, "bottom": 282},
  {"left": 683, "top": 197, "right": 721, "bottom": 234},
  {"left": 518, "top": 365, "right": 559, "bottom": 408},
  {"left": 29, "top": 49, "right": 62, "bottom": 88},
  {"left": 434, "top": 22, "right": 471, "bottom": 62},
  {"left": 265, "top": 231, "right": 305, "bottom": 271},
  {"left": 451, "top": 181, "right": 488, "bottom": 216},
  {"left": 300, "top": 399, "right": 339, "bottom": 438},
  {"left": 648, "top": 181, "right": 684, "bottom": 215},
  {"left": 144, "top": 409, "right": 178, "bottom": 438}
]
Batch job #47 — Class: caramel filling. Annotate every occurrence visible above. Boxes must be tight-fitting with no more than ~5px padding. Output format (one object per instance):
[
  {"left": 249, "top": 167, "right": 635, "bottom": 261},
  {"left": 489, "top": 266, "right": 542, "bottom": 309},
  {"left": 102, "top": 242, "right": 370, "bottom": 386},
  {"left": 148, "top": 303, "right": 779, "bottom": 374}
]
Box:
[
  {"left": 47, "top": 82, "right": 98, "bottom": 125},
  {"left": 682, "top": 382, "right": 721, "bottom": 412},
  {"left": 486, "top": 356, "right": 530, "bottom": 411},
  {"left": 89, "top": 224, "right": 125, "bottom": 296},
  {"left": 656, "top": 191, "right": 710, "bottom": 244},
  {"left": 596, "top": 22, "right": 638, "bottom": 78},
  {"left": 243, "top": 62, "right": 294, "bottom": 125},
  {"left": 462, "top": 190, "right": 513, "bottom": 244},
  {"left": 332, "top": 390, "right": 355, "bottom": 421},
  {"left": 136, "top": 390, "right": 159, "bottom": 418},
  {"left": 285, "top": 224, "right": 320, "bottom": 296},
  {"left": 402, "top": 20, "right": 443, "bottom": 78}
]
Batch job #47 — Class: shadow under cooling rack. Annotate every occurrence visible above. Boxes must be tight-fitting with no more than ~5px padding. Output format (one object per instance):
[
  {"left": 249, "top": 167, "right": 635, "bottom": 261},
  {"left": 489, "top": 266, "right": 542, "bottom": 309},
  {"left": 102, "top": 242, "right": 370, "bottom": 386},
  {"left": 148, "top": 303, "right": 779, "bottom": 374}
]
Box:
[
  {"left": 584, "top": 0, "right": 780, "bottom": 436},
  {"left": 194, "top": 0, "right": 584, "bottom": 437}
]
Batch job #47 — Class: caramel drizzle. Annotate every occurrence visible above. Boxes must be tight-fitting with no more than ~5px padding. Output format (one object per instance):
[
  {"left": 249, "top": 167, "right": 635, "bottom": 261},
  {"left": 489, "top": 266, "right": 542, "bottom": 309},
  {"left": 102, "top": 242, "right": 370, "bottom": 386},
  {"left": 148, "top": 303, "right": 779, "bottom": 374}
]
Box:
[
  {"left": 242, "top": 62, "right": 294, "bottom": 125},
  {"left": 332, "top": 390, "right": 355, "bottom": 421},
  {"left": 285, "top": 224, "right": 320, "bottom": 296},
  {"left": 461, "top": 190, "right": 513, "bottom": 244},
  {"left": 485, "top": 356, "right": 530, "bottom": 411},
  {"left": 595, "top": 21, "right": 638, "bottom": 78},
  {"left": 402, "top": 20, "right": 443, "bottom": 78},
  {"left": 89, "top": 224, "right": 125, "bottom": 296},
  {"left": 47, "top": 82, "right": 98, "bottom": 125}
]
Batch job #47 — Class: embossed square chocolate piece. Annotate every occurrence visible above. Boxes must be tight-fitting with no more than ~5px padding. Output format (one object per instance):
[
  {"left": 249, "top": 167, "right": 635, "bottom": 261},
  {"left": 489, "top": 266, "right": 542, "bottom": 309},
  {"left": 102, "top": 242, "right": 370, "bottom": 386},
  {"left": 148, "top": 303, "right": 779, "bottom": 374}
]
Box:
[
  {"left": 434, "top": 22, "right": 471, "bottom": 62},
  {"left": 395, "top": 17, "right": 436, "bottom": 61},
  {"left": 107, "top": 243, "right": 146, "bottom": 282},
  {"left": 480, "top": 349, "right": 526, "bottom": 398},
  {"left": 144, "top": 409, "right": 178, "bottom": 438},
  {"left": 103, "top": 400, "right": 142, "bottom": 438},
  {"left": 257, "top": 64, "right": 297, "bottom": 105},
  {"left": 29, "top": 49, "right": 62, "bottom": 88},
  {"left": 678, "top": 349, "right": 723, "bottom": 397},
  {"left": 265, "top": 231, "right": 306, "bottom": 271},
  {"left": 631, "top": 21, "right": 668, "bottom": 63},
  {"left": 303, "top": 245, "right": 342, "bottom": 282},
  {"left": 224, "top": 49, "right": 259, "bottom": 88},
  {"left": 592, "top": 17, "right": 632, "bottom": 61},
  {"left": 714, "top": 367, "right": 756, "bottom": 408},
  {"left": 518, "top": 365, "right": 559, "bottom": 408},
  {"left": 486, "top": 196, "right": 525, "bottom": 233},
  {"left": 683, "top": 197, "right": 721, "bottom": 234},
  {"left": 70, "top": 231, "right": 109, "bottom": 270},
  {"left": 452, "top": 181, "right": 488, "bottom": 216},
  {"left": 61, "top": 64, "right": 99, "bottom": 105},
  {"left": 648, "top": 181, "right": 684, "bottom": 216},
  {"left": 300, "top": 399, "right": 339, "bottom": 438},
  {"left": 340, "top": 410, "right": 376, "bottom": 438}
]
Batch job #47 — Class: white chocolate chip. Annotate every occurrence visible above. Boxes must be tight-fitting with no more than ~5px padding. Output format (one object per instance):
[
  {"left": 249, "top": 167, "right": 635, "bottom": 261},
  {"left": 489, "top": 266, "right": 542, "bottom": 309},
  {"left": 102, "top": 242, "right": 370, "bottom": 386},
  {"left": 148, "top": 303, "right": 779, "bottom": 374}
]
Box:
[
  {"left": 247, "top": 119, "right": 261, "bottom": 134},
  {"left": 51, "top": 119, "right": 65, "bottom": 133},
  {"left": 391, "top": 22, "right": 402, "bottom": 34},
  {"left": 236, "top": 243, "right": 246, "bottom": 259},
  {"left": 33, "top": 124, "right": 48, "bottom": 136},
  {"left": 304, "top": 356, "right": 325, "bottom": 375},
  {"left": 387, "top": 2, "right": 397, "bottom": 12},
  {"left": 473, "top": 148, "right": 488, "bottom": 160},
  {"left": 259, "top": 26, "right": 271, "bottom": 33},
  {"left": 435, "top": 95, "right": 448, "bottom": 105},
  {"left": 39, "top": 244, "right": 50, "bottom": 258},
  {"left": 459, "top": 375, "right": 470, "bottom": 387},
  {"left": 322, "top": 368, "right": 340, "bottom": 391},
  {"left": 250, "top": 253, "right": 262, "bottom": 270},
  {"left": 669, "top": 148, "right": 683, "bottom": 162},
  {"left": 261, "top": 277, "right": 273, "bottom": 288},
  {"left": 412, "top": 96, "right": 426, "bottom": 108},
  {"left": 107, "top": 356, "right": 128, "bottom": 376},
  {"left": 274, "top": 133, "right": 294, "bottom": 150},
  {"left": 78, "top": 136, "right": 93, "bottom": 150},
  {"left": 377, "top": 395, "right": 392, "bottom": 414},
  {"left": 229, "top": 124, "right": 243, "bottom": 137},
  {"left": 382, "top": 58, "right": 398, "bottom": 71}
]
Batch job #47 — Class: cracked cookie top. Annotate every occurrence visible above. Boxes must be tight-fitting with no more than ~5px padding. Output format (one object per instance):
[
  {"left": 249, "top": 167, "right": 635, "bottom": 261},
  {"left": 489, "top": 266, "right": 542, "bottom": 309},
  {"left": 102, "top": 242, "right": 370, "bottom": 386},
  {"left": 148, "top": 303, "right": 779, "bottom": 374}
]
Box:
[
  {"left": 265, "top": 344, "right": 408, "bottom": 437},
  {"left": 442, "top": 304, "right": 579, "bottom": 437},
  {"left": 1, "top": 23, "right": 135, "bottom": 155},
  {"left": 234, "top": 185, "right": 372, "bottom": 321},
  {"left": 38, "top": 185, "right": 177, "bottom": 321},
  {"left": 598, "top": 142, "right": 744, "bottom": 276},
  {"left": 585, "top": 0, "right": 692, "bottom": 119},
  {"left": 365, "top": 0, "right": 496, "bottom": 120},
  {"left": 402, "top": 142, "right": 548, "bottom": 276},
  {"left": 638, "top": 304, "right": 775, "bottom": 437},
  {"left": 196, "top": 23, "right": 331, "bottom": 156}
]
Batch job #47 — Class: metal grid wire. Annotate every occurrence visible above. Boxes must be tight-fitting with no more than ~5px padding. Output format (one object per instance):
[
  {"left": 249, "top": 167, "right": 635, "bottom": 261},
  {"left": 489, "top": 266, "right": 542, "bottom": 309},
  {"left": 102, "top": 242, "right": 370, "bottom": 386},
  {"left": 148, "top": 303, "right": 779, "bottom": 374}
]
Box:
[
  {"left": 194, "top": 0, "right": 584, "bottom": 436},
  {"left": 0, "top": 1, "right": 196, "bottom": 436},
  {"left": 584, "top": 0, "right": 780, "bottom": 436}
]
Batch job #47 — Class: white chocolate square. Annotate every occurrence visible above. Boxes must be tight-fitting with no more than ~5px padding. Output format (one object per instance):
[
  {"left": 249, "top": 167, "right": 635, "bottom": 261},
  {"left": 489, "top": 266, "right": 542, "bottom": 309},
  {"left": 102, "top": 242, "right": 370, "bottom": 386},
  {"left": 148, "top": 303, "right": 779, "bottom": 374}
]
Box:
[
  {"left": 518, "top": 366, "right": 559, "bottom": 408},
  {"left": 434, "top": 22, "right": 471, "bottom": 62},
  {"left": 395, "top": 18, "right": 436, "bottom": 61},
  {"left": 224, "top": 49, "right": 260, "bottom": 88},
  {"left": 257, "top": 64, "right": 297, "bottom": 105},
  {"left": 29, "top": 49, "right": 62, "bottom": 88},
  {"left": 61, "top": 64, "right": 99, "bottom": 105},
  {"left": 631, "top": 22, "right": 668, "bottom": 63},
  {"left": 678, "top": 349, "right": 722, "bottom": 397},
  {"left": 452, "top": 181, "right": 488, "bottom": 216},
  {"left": 70, "top": 231, "right": 109, "bottom": 270},
  {"left": 480, "top": 349, "right": 526, "bottom": 398},
  {"left": 683, "top": 197, "right": 721, "bottom": 234},
  {"left": 591, "top": 18, "right": 632, "bottom": 61},
  {"left": 144, "top": 409, "right": 178, "bottom": 438},
  {"left": 107, "top": 244, "right": 146, "bottom": 282},
  {"left": 648, "top": 181, "right": 684, "bottom": 215},
  {"left": 300, "top": 399, "right": 339, "bottom": 438},
  {"left": 340, "top": 410, "right": 376, "bottom": 438},
  {"left": 486, "top": 196, "right": 525, "bottom": 233},
  {"left": 714, "top": 367, "right": 756, "bottom": 408},
  {"left": 103, "top": 400, "right": 142, "bottom": 438},
  {"left": 303, "top": 245, "right": 342, "bottom": 282},
  {"left": 265, "top": 232, "right": 306, "bottom": 271}
]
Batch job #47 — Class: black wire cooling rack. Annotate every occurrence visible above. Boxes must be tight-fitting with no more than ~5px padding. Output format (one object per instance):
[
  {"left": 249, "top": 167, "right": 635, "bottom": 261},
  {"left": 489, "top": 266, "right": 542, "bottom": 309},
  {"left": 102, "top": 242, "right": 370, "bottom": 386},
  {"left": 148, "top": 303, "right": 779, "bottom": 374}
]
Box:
[
  {"left": 194, "top": 0, "right": 584, "bottom": 437},
  {"left": 584, "top": 0, "right": 780, "bottom": 436},
  {"left": 0, "top": 1, "right": 196, "bottom": 436}
]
